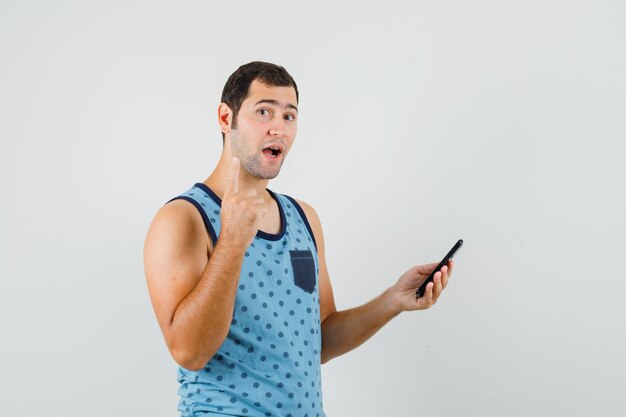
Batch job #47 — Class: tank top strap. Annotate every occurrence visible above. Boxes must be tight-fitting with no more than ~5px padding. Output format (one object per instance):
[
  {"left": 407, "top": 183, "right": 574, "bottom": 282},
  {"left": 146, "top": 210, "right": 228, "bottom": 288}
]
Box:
[
  {"left": 165, "top": 183, "right": 222, "bottom": 247},
  {"left": 273, "top": 193, "right": 318, "bottom": 253}
]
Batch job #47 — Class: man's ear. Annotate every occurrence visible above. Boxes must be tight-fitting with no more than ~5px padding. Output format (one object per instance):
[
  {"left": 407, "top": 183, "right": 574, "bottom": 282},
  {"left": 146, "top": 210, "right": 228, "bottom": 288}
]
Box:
[{"left": 218, "top": 103, "right": 233, "bottom": 134}]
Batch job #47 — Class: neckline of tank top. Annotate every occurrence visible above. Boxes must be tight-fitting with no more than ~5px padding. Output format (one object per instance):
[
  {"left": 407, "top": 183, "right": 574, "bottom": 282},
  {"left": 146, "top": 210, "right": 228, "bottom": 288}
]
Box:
[{"left": 193, "top": 182, "right": 287, "bottom": 241}]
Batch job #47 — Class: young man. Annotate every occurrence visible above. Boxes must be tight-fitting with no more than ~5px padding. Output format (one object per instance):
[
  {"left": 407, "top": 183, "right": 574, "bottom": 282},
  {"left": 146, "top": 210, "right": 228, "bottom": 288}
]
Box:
[{"left": 143, "top": 61, "right": 454, "bottom": 416}]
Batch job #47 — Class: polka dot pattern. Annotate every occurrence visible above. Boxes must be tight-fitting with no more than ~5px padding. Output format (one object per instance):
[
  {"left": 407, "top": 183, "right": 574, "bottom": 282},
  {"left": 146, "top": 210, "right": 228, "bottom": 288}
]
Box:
[{"left": 169, "top": 184, "right": 325, "bottom": 417}]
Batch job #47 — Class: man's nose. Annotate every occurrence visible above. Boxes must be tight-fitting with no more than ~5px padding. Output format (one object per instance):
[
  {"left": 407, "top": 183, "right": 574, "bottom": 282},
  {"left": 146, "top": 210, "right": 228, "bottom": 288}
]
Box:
[{"left": 268, "top": 118, "right": 287, "bottom": 137}]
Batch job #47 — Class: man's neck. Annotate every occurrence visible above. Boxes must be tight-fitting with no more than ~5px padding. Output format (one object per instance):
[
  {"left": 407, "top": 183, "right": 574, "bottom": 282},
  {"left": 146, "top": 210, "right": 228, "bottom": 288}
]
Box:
[{"left": 203, "top": 155, "right": 272, "bottom": 204}]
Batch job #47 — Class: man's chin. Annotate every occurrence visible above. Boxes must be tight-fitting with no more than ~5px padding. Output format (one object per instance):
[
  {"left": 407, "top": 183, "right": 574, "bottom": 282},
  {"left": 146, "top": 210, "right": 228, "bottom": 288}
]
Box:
[
  {"left": 258, "top": 162, "right": 284, "bottom": 180},
  {"left": 241, "top": 156, "right": 283, "bottom": 180},
  {"left": 257, "top": 170, "right": 280, "bottom": 180}
]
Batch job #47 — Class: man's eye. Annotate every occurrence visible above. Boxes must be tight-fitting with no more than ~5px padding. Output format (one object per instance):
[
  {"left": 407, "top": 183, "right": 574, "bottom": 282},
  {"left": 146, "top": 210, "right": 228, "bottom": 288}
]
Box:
[
  {"left": 285, "top": 114, "right": 296, "bottom": 121},
  {"left": 258, "top": 109, "right": 270, "bottom": 116}
]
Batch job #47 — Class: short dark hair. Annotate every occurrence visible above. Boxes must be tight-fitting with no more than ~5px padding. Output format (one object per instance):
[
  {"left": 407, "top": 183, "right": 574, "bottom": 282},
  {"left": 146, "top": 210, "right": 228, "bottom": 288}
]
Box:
[{"left": 220, "top": 61, "right": 299, "bottom": 140}]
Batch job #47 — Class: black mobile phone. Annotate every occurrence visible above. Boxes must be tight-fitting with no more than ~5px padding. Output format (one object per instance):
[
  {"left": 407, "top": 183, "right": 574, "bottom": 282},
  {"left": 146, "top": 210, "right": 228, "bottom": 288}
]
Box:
[{"left": 415, "top": 239, "right": 463, "bottom": 298}]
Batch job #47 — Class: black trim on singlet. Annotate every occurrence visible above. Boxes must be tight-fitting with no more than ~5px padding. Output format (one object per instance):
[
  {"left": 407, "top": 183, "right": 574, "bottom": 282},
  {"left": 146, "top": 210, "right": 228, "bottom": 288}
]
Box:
[
  {"left": 194, "top": 183, "right": 222, "bottom": 206},
  {"left": 189, "top": 183, "right": 287, "bottom": 242},
  {"left": 165, "top": 195, "right": 218, "bottom": 246},
  {"left": 260, "top": 188, "right": 287, "bottom": 241},
  {"left": 283, "top": 195, "right": 318, "bottom": 252}
]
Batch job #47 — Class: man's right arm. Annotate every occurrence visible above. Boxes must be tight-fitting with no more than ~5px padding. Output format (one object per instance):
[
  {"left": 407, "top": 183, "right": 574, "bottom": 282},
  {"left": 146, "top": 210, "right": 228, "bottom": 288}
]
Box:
[
  {"left": 143, "top": 201, "right": 246, "bottom": 371},
  {"left": 143, "top": 158, "right": 267, "bottom": 371}
]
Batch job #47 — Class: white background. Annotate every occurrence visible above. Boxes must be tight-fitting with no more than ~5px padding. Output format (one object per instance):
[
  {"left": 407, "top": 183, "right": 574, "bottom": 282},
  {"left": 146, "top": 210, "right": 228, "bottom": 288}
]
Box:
[{"left": 1, "top": 1, "right": 625, "bottom": 416}]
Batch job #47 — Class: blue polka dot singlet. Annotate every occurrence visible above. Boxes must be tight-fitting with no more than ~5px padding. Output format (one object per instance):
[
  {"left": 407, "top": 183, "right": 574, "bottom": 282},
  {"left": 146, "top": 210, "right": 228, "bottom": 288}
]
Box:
[{"left": 166, "top": 183, "right": 325, "bottom": 417}]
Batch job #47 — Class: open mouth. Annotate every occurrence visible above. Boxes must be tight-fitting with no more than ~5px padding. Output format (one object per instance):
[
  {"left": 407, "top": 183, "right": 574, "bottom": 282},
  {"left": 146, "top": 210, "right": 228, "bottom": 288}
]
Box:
[{"left": 262, "top": 146, "right": 282, "bottom": 159}]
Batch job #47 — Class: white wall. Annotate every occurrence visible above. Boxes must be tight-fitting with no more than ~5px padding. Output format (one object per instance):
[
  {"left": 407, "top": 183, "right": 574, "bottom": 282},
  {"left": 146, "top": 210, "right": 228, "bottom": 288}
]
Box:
[{"left": 1, "top": 1, "right": 625, "bottom": 416}]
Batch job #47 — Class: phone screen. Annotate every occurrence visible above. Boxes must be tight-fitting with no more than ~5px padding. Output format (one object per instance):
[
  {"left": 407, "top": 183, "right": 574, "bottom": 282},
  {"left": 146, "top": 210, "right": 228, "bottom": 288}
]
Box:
[{"left": 415, "top": 239, "right": 463, "bottom": 298}]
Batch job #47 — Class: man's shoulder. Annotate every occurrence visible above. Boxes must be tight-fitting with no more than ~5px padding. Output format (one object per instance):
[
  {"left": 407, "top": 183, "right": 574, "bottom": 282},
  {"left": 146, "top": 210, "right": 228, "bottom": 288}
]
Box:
[
  {"left": 157, "top": 198, "right": 202, "bottom": 226},
  {"left": 147, "top": 198, "right": 208, "bottom": 248},
  {"left": 293, "top": 197, "right": 315, "bottom": 216}
]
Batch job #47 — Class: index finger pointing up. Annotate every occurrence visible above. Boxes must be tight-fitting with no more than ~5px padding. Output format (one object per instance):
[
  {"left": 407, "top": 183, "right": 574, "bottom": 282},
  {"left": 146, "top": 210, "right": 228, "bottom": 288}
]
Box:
[{"left": 225, "top": 157, "right": 240, "bottom": 197}]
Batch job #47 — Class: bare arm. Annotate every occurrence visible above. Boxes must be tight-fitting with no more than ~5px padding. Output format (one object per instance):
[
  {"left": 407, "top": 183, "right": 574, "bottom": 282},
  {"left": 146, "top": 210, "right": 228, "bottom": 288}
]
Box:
[
  {"left": 167, "top": 238, "right": 247, "bottom": 370},
  {"left": 144, "top": 158, "right": 267, "bottom": 371},
  {"left": 143, "top": 201, "right": 247, "bottom": 371},
  {"left": 320, "top": 289, "right": 399, "bottom": 363}
]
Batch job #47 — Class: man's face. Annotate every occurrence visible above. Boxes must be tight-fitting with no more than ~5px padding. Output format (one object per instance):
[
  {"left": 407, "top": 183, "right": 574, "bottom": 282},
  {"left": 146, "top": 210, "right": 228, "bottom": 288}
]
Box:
[{"left": 228, "top": 79, "right": 298, "bottom": 180}]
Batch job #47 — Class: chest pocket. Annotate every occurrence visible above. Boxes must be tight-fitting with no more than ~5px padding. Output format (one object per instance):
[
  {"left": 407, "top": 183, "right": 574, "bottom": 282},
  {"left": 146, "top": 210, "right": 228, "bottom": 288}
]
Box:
[{"left": 289, "top": 249, "right": 316, "bottom": 294}]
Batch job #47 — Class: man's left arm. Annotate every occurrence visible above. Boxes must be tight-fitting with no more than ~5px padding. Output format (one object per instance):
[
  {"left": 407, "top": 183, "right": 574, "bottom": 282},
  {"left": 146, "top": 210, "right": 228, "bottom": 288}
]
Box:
[{"left": 297, "top": 200, "right": 453, "bottom": 364}]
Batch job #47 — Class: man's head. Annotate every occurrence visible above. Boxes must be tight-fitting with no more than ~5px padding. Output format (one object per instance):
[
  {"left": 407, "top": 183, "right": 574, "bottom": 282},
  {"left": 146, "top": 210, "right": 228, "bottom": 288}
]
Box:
[
  {"left": 220, "top": 61, "right": 299, "bottom": 141},
  {"left": 218, "top": 62, "right": 299, "bottom": 180}
]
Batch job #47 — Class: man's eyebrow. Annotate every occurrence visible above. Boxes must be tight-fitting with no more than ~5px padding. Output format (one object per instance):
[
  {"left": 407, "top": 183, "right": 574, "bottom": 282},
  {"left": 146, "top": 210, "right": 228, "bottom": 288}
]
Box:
[{"left": 254, "top": 99, "right": 298, "bottom": 112}]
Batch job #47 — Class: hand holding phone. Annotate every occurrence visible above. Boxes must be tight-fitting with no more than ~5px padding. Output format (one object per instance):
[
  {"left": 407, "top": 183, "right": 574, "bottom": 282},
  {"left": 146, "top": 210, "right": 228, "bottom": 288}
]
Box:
[{"left": 416, "top": 239, "right": 463, "bottom": 298}]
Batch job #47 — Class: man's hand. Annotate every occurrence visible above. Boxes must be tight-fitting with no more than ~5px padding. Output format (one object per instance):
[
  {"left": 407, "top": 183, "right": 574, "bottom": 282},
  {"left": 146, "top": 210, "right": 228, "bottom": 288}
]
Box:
[
  {"left": 387, "top": 261, "right": 454, "bottom": 313},
  {"left": 220, "top": 157, "right": 268, "bottom": 250}
]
